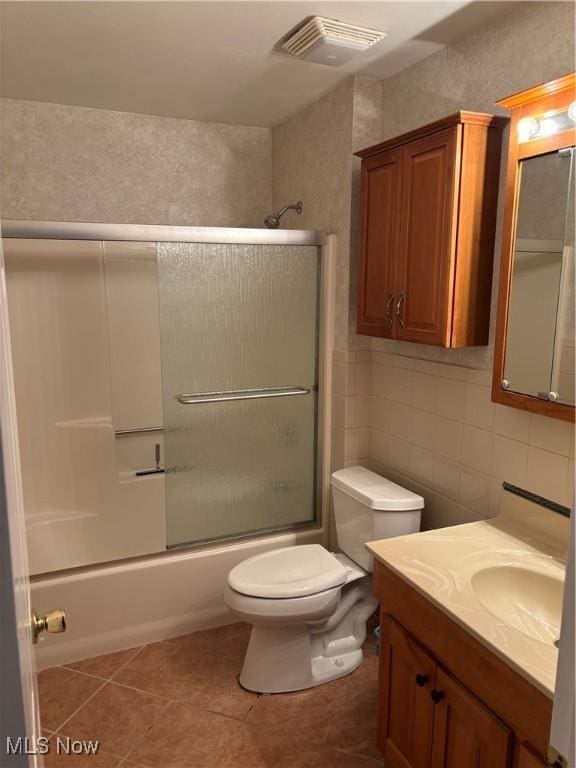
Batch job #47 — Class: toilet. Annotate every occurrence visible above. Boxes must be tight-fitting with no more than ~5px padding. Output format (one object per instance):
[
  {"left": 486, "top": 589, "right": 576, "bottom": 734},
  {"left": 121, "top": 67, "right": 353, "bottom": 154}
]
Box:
[{"left": 224, "top": 466, "right": 424, "bottom": 693}]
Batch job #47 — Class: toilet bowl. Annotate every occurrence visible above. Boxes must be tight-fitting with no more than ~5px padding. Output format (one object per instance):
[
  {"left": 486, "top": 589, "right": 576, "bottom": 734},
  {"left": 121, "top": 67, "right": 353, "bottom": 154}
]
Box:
[{"left": 225, "top": 466, "right": 424, "bottom": 693}]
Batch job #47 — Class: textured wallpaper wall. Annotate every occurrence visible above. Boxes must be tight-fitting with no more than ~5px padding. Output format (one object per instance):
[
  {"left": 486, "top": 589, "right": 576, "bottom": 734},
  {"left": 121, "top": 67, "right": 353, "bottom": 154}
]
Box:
[
  {"left": 372, "top": 0, "right": 575, "bottom": 370},
  {"left": 271, "top": 0, "right": 575, "bottom": 532},
  {"left": 0, "top": 99, "right": 272, "bottom": 227},
  {"left": 272, "top": 78, "right": 355, "bottom": 342}
]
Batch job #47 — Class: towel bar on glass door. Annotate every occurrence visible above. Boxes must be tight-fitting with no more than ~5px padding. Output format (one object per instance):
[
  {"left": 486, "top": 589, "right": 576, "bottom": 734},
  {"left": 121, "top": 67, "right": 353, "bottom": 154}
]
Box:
[
  {"left": 114, "top": 426, "right": 164, "bottom": 436},
  {"left": 176, "top": 386, "right": 311, "bottom": 405}
]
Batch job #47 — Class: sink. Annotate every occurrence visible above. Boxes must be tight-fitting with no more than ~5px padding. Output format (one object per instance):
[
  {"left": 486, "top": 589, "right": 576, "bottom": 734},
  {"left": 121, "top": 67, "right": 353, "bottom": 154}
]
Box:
[{"left": 471, "top": 565, "right": 563, "bottom": 646}]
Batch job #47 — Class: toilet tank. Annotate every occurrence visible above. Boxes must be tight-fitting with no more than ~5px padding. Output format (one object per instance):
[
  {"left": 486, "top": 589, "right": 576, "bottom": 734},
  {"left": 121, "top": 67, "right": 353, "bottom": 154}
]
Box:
[{"left": 331, "top": 466, "right": 424, "bottom": 572}]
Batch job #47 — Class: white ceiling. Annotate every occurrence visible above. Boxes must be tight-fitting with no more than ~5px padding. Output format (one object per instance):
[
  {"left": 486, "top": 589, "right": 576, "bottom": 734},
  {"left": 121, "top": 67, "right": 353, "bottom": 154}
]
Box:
[{"left": 0, "top": 1, "right": 514, "bottom": 127}]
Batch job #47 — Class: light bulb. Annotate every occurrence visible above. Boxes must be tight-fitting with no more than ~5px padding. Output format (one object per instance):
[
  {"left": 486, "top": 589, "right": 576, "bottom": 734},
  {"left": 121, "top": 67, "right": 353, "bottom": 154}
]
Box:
[
  {"left": 568, "top": 101, "right": 576, "bottom": 123},
  {"left": 517, "top": 116, "right": 539, "bottom": 142},
  {"left": 538, "top": 117, "right": 558, "bottom": 137}
]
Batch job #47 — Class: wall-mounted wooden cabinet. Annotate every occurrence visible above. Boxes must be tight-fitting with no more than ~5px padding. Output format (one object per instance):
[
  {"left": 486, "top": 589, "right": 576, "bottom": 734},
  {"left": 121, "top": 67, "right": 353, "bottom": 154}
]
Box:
[{"left": 356, "top": 112, "right": 506, "bottom": 347}]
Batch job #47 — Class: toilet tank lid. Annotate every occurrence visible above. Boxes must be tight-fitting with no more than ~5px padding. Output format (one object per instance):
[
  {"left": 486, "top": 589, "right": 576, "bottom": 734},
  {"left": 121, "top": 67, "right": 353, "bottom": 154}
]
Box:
[{"left": 332, "top": 466, "right": 424, "bottom": 511}]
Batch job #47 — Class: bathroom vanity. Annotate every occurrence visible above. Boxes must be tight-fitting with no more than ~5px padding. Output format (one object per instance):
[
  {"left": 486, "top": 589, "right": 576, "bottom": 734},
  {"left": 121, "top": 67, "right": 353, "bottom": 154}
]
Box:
[{"left": 367, "top": 492, "right": 568, "bottom": 768}]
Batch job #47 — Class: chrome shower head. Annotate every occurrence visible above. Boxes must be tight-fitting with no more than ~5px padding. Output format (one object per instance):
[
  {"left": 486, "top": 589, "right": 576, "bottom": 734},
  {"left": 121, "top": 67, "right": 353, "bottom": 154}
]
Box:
[{"left": 264, "top": 201, "right": 303, "bottom": 229}]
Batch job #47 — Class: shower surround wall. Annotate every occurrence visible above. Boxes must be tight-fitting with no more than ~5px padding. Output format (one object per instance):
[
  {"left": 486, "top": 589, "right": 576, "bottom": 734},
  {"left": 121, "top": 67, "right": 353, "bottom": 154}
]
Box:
[
  {"left": 271, "top": 0, "right": 575, "bottom": 533},
  {"left": 0, "top": 99, "right": 272, "bottom": 226}
]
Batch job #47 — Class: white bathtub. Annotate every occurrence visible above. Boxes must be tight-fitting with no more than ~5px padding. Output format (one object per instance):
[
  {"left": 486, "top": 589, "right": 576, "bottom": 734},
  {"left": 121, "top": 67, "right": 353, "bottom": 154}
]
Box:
[{"left": 32, "top": 526, "right": 324, "bottom": 670}]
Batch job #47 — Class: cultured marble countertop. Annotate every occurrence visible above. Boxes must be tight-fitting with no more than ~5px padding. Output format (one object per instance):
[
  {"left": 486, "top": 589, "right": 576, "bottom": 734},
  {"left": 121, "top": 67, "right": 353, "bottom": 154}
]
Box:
[{"left": 366, "top": 492, "right": 569, "bottom": 698}]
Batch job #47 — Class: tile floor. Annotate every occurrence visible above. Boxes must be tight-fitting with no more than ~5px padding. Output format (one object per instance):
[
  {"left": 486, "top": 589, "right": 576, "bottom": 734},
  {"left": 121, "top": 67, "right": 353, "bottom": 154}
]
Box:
[{"left": 39, "top": 622, "right": 382, "bottom": 768}]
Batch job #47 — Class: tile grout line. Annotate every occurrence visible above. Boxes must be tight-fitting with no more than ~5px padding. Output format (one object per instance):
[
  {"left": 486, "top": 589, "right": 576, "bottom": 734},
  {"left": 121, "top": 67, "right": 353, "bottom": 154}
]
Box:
[
  {"left": 50, "top": 676, "right": 108, "bottom": 737},
  {"left": 117, "top": 642, "right": 250, "bottom": 765},
  {"left": 50, "top": 645, "right": 148, "bottom": 736},
  {"left": 121, "top": 697, "right": 174, "bottom": 766}
]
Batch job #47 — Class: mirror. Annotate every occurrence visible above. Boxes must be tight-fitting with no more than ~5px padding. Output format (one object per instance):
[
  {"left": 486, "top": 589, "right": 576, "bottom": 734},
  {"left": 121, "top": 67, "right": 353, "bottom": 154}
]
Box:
[{"left": 503, "top": 148, "right": 575, "bottom": 405}]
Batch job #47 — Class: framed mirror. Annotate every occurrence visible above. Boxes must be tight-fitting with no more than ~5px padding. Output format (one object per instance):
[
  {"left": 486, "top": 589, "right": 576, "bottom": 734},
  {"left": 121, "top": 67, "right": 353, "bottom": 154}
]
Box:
[{"left": 493, "top": 73, "right": 576, "bottom": 422}]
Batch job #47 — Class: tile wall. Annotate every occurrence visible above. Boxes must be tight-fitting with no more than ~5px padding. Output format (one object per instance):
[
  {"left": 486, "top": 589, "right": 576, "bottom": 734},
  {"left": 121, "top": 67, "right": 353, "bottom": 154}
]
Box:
[{"left": 332, "top": 348, "right": 574, "bottom": 530}]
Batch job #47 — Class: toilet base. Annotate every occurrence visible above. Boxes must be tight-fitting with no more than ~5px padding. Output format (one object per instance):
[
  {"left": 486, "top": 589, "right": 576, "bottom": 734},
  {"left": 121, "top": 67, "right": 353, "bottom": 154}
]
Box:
[{"left": 238, "top": 583, "right": 377, "bottom": 694}]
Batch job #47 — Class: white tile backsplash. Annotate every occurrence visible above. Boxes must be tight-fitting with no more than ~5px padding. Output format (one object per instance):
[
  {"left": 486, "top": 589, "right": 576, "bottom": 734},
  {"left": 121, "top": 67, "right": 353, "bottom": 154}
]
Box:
[
  {"left": 389, "top": 402, "right": 413, "bottom": 442},
  {"left": 461, "top": 426, "right": 494, "bottom": 475},
  {"left": 434, "top": 416, "right": 464, "bottom": 462},
  {"left": 526, "top": 446, "right": 571, "bottom": 506},
  {"left": 411, "top": 410, "right": 438, "bottom": 452},
  {"left": 492, "top": 435, "right": 528, "bottom": 487},
  {"left": 336, "top": 349, "right": 574, "bottom": 527},
  {"left": 493, "top": 404, "right": 531, "bottom": 442},
  {"left": 409, "top": 445, "right": 435, "bottom": 486},
  {"left": 529, "top": 414, "right": 573, "bottom": 456},
  {"left": 463, "top": 383, "right": 495, "bottom": 431},
  {"left": 411, "top": 371, "right": 437, "bottom": 413},
  {"left": 435, "top": 377, "right": 466, "bottom": 420}
]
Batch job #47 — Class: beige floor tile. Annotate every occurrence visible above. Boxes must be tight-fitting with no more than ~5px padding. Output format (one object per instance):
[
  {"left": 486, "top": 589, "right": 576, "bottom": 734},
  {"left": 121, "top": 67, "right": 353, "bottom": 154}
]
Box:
[
  {"left": 113, "top": 641, "right": 201, "bottom": 698},
  {"left": 222, "top": 715, "right": 328, "bottom": 766},
  {"left": 38, "top": 668, "right": 103, "bottom": 732},
  {"left": 59, "top": 682, "right": 166, "bottom": 758},
  {"left": 218, "top": 744, "right": 321, "bottom": 768},
  {"left": 65, "top": 648, "right": 141, "bottom": 681},
  {"left": 128, "top": 701, "right": 240, "bottom": 768},
  {"left": 40, "top": 628, "right": 380, "bottom": 767},
  {"left": 314, "top": 747, "right": 382, "bottom": 767},
  {"left": 176, "top": 653, "right": 257, "bottom": 720},
  {"left": 167, "top": 622, "right": 251, "bottom": 662},
  {"left": 324, "top": 691, "right": 380, "bottom": 761}
]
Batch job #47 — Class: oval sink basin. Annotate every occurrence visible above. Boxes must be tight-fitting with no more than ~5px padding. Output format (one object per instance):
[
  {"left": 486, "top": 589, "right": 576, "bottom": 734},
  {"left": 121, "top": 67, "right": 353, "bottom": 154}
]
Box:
[{"left": 471, "top": 565, "right": 563, "bottom": 646}]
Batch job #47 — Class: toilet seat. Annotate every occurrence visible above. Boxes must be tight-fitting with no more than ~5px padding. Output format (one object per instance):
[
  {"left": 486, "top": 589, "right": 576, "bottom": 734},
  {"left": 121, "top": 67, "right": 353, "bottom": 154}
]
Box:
[
  {"left": 228, "top": 544, "right": 348, "bottom": 598},
  {"left": 224, "top": 583, "right": 341, "bottom": 625}
]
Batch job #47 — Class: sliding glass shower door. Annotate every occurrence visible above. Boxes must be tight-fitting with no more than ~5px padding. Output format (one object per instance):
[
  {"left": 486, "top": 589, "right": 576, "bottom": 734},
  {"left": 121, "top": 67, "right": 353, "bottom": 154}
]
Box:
[{"left": 157, "top": 241, "right": 320, "bottom": 547}]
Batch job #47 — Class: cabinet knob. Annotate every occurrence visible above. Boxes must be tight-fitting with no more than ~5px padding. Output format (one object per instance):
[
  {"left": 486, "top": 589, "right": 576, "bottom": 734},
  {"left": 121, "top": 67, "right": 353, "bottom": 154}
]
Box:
[
  {"left": 415, "top": 674, "right": 429, "bottom": 688},
  {"left": 430, "top": 689, "right": 445, "bottom": 704}
]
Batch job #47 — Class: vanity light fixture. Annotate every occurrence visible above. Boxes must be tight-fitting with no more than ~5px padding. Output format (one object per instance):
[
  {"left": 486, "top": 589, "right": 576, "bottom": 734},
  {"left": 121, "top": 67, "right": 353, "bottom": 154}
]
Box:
[
  {"left": 517, "top": 103, "right": 576, "bottom": 142},
  {"left": 517, "top": 116, "right": 540, "bottom": 142}
]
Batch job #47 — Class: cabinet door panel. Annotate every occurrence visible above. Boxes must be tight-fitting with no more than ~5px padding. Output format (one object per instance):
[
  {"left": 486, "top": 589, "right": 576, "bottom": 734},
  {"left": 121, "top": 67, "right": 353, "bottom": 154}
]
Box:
[
  {"left": 357, "top": 150, "right": 401, "bottom": 337},
  {"left": 396, "top": 128, "right": 460, "bottom": 346},
  {"left": 379, "top": 617, "right": 436, "bottom": 768},
  {"left": 516, "top": 742, "right": 546, "bottom": 768},
  {"left": 430, "top": 667, "right": 512, "bottom": 768}
]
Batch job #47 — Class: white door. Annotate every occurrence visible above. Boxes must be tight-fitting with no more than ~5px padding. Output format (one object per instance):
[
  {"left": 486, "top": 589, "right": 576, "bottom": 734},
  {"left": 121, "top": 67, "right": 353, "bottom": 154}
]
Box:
[{"left": 0, "top": 238, "right": 42, "bottom": 766}]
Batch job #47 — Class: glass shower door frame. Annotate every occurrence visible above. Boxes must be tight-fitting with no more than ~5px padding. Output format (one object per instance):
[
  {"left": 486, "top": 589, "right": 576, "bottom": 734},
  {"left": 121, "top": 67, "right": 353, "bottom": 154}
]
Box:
[{"left": 1, "top": 220, "right": 334, "bottom": 554}]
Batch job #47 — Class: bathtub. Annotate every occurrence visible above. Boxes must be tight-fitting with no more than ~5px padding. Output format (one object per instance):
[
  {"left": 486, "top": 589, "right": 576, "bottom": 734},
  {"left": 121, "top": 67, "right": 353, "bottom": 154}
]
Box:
[{"left": 32, "top": 525, "right": 325, "bottom": 670}]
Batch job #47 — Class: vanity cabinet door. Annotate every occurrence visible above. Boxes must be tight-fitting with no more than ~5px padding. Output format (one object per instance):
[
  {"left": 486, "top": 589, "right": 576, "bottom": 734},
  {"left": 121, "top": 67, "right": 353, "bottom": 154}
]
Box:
[
  {"left": 379, "top": 617, "right": 436, "bottom": 768},
  {"left": 395, "top": 127, "right": 460, "bottom": 346},
  {"left": 357, "top": 150, "right": 401, "bottom": 337},
  {"left": 430, "top": 667, "right": 513, "bottom": 768},
  {"left": 516, "top": 743, "right": 547, "bottom": 768}
]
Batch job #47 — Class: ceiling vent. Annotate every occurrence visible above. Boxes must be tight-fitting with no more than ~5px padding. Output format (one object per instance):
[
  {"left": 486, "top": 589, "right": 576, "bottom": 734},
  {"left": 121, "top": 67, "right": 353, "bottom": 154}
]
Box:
[{"left": 281, "top": 16, "right": 387, "bottom": 67}]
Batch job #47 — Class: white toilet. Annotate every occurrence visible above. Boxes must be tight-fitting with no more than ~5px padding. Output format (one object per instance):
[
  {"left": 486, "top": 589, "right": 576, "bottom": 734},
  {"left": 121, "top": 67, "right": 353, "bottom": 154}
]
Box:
[{"left": 224, "top": 466, "right": 424, "bottom": 693}]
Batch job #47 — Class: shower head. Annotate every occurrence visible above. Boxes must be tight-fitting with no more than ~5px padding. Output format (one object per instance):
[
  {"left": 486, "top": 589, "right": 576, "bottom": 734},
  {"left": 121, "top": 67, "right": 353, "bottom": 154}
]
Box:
[{"left": 264, "top": 201, "right": 303, "bottom": 229}]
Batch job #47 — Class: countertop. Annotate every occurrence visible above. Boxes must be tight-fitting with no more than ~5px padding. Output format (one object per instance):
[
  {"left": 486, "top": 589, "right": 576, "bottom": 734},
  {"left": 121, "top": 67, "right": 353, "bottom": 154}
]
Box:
[{"left": 366, "top": 491, "right": 569, "bottom": 698}]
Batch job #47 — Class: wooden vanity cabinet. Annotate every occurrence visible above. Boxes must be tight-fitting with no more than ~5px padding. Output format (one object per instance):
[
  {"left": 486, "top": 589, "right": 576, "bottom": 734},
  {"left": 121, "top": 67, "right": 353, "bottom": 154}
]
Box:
[
  {"left": 381, "top": 618, "right": 512, "bottom": 768},
  {"left": 356, "top": 112, "right": 506, "bottom": 346},
  {"left": 374, "top": 561, "right": 552, "bottom": 768}
]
